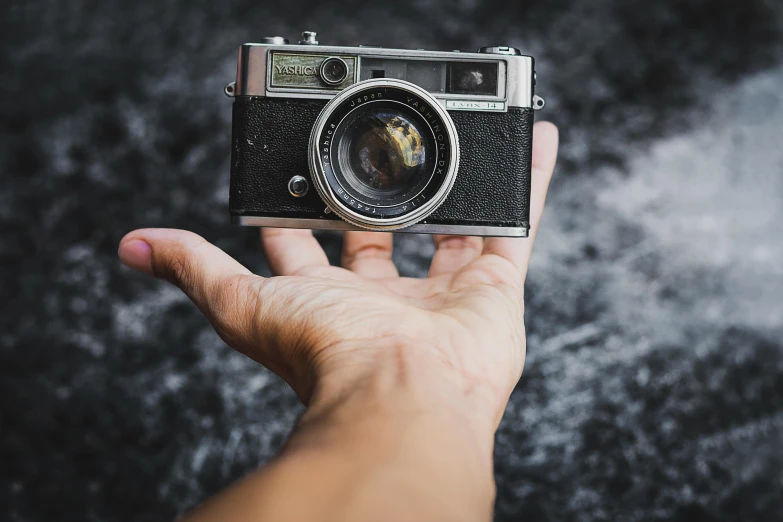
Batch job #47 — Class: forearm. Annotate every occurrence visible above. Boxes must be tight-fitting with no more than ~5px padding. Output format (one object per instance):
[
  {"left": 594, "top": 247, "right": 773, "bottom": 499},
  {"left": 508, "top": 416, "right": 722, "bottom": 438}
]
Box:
[
  {"left": 121, "top": 121, "right": 554, "bottom": 522},
  {"left": 185, "top": 344, "right": 498, "bottom": 522}
]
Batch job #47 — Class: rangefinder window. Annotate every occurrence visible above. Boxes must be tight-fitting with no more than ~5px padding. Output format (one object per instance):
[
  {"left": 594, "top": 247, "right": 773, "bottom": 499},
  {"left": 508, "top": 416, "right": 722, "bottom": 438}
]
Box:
[
  {"left": 360, "top": 59, "right": 446, "bottom": 93},
  {"left": 405, "top": 61, "right": 446, "bottom": 93},
  {"left": 447, "top": 62, "right": 499, "bottom": 96}
]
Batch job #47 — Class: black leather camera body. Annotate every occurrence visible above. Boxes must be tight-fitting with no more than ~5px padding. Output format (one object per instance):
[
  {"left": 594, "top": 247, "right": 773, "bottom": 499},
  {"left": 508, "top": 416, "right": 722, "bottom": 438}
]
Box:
[{"left": 226, "top": 31, "right": 544, "bottom": 236}]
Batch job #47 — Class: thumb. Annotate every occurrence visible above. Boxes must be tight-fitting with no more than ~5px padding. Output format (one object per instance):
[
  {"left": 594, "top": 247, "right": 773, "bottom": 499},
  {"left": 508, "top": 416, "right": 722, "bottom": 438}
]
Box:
[{"left": 118, "top": 228, "right": 256, "bottom": 340}]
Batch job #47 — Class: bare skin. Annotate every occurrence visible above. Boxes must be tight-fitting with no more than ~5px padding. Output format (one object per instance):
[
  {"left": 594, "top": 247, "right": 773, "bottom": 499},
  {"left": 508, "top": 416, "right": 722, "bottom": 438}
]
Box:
[{"left": 118, "top": 121, "right": 559, "bottom": 522}]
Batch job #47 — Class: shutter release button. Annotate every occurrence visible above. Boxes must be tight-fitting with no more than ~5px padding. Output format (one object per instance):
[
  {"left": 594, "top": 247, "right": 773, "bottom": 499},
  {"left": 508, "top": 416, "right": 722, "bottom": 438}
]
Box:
[{"left": 299, "top": 31, "right": 319, "bottom": 45}]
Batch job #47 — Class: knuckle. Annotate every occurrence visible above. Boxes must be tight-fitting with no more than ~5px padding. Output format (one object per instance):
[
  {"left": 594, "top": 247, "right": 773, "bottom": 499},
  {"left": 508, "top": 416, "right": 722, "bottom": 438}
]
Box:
[
  {"left": 209, "top": 275, "right": 262, "bottom": 342},
  {"left": 351, "top": 244, "right": 392, "bottom": 260},
  {"left": 344, "top": 235, "right": 393, "bottom": 259},
  {"left": 436, "top": 236, "right": 482, "bottom": 252},
  {"left": 481, "top": 255, "right": 524, "bottom": 286},
  {"left": 292, "top": 265, "right": 333, "bottom": 278},
  {"left": 162, "top": 248, "right": 198, "bottom": 292},
  {"left": 156, "top": 237, "right": 211, "bottom": 296},
  {"left": 342, "top": 245, "right": 393, "bottom": 269},
  {"left": 211, "top": 276, "right": 242, "bottom": 322}
]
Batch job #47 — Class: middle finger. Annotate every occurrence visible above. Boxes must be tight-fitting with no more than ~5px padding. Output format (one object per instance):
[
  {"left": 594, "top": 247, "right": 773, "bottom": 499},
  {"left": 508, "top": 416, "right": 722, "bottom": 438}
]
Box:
[
  {"left": 428, "top": 235, "right": 483, "bottom": 277},
  {"left": 341, "top": 231, "right": 398, "bottom": 279}
]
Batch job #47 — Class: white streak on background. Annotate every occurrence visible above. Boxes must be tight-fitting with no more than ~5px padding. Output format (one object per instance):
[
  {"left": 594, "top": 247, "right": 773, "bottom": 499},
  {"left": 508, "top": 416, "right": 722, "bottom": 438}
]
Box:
[{"left": 599, "top": 66, "right": 783, "bottom": 331}]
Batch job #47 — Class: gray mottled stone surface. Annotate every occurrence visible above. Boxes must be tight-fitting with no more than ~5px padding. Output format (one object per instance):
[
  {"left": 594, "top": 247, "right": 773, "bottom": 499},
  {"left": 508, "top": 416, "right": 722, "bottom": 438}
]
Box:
[{"left": 2, "top": 1, "right": 782, "bottom": 520}]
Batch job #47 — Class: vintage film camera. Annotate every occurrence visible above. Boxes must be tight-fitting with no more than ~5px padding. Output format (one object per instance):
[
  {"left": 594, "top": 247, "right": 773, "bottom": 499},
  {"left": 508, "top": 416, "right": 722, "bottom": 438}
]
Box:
[{"left": 226, "top": 31, "right": 544, "bottom": 236}]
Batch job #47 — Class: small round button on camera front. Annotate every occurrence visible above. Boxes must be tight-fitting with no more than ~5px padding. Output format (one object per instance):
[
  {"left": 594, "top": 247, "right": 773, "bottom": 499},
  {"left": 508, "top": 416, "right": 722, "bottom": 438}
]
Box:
[
  {"left": 288, "top": 175, "right": 309, "bottom": 197},
  {"left": 319, "top": 57, "right": 348, "bottom": 85}
]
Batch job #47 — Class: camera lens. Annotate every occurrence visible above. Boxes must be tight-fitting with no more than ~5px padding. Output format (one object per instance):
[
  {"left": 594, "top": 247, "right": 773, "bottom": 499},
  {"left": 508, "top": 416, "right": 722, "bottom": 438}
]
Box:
[
  {"left": 319, "top": 57, "right": 348, "bottom": 85},
  {"left": 309, "top": 80, "right": 459, "bottom": 230},
  {"left": 336, "top": 109, "right": 432, "bottom": 201}
]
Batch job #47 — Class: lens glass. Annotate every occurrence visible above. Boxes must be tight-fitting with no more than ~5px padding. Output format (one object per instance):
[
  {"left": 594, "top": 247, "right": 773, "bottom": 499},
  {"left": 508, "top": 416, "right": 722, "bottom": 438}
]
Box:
[
  {"left": 312, "top": 83, "right": 457, "bottom": 223},
  {"left": 332, "top": 102, "right": 436, "bottom": 205},
  {"left": 321, "top": 58, "right": 348, "bottom": 85}
]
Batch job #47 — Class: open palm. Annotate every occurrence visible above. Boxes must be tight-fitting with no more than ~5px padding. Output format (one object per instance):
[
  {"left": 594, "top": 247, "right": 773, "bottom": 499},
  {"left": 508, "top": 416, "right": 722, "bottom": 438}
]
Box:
[{"left": 119, "top": 122, "right": 558, "bottom": 426}]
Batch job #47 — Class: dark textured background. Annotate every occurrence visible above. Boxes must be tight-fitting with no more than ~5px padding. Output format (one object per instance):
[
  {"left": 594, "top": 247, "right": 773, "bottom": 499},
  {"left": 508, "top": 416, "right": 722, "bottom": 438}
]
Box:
[{"left": 2, "top": 1, "right": 783, "bottom": 521}]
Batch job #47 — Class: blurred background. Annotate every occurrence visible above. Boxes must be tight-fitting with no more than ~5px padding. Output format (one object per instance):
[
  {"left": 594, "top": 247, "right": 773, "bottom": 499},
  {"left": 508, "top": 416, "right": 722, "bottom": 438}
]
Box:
[{"left": 2, "top": 1, "right": 782, "bottom": 520}]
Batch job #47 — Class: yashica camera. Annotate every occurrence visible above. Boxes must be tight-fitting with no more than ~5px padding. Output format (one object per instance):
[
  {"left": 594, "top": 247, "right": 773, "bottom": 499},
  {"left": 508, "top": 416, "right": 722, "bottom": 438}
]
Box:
[{"left": 225, "top": 31, "right": 544, "bottom": 236}]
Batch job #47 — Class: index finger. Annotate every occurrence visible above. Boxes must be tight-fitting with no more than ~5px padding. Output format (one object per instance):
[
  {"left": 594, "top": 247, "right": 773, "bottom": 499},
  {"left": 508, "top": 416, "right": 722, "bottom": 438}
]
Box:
[{"left": 482, "top": 121, "right": 559, "bottom": 275}]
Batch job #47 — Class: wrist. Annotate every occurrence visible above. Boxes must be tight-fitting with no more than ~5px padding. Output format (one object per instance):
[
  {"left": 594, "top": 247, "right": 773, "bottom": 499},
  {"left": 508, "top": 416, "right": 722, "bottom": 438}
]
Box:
[
  {"left": 255, "top": 336, "right": 505, "bottom": 521},
  {"left": 277, "top": 395, "right": 496, "bottom": 522},
  {"left": 285, "top": 355, "right": 498, "bottom": 520},
  {"left": 293, "top": 336, "right": 501, "bottom": 494},
  {"left": 307, "top": 334, "right": 501, "bottom": 445}
]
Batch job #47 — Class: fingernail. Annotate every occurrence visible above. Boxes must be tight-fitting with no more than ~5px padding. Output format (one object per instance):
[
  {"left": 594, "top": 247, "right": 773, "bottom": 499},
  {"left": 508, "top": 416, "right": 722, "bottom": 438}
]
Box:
[{"left": 118, "top": 239, "right": 153, "bottom": 275}]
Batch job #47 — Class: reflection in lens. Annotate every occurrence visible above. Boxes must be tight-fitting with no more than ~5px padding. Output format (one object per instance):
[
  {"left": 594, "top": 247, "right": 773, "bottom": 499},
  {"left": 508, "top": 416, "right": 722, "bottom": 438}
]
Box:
[
  {"left": 338, "top": 110, "right": 429, "bottom": 199},
  {"left": 456, "top": 70, "right": 484, "bottom": 91}
]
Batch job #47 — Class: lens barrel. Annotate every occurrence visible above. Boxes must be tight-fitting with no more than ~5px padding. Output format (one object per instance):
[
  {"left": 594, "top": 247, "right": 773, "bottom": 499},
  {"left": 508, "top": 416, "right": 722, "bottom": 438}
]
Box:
[{"left": 309, "top": 79, "right": 460, "bottom": 230}]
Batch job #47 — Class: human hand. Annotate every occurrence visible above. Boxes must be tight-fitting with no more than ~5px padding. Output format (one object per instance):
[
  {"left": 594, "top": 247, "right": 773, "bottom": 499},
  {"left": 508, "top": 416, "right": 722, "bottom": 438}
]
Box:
[{"left": 118, "top": 122, "right": 558, "bottom": 441}]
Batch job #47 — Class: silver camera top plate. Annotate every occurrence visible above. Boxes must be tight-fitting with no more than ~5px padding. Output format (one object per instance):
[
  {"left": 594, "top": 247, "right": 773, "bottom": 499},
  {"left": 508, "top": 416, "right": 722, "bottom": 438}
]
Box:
[{"left": 231, "top": 41, "right": 537, "bottom": 112}]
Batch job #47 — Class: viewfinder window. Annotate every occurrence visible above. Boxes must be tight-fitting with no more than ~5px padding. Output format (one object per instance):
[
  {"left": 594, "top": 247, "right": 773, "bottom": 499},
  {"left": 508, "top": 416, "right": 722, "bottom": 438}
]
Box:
[{"left": 447, "top": 62, "right": 498, "bottom": 96}]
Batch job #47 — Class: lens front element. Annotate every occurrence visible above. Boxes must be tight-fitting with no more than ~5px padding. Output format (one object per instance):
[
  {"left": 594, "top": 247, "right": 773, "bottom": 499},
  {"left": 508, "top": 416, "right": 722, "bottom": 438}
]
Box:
[
  {"left": 341, "top": 111, "right": 427, "bottom": 196},
  {"left": 309, "top": 79, "right": 460, "bottom": 230},
  {"left": 334, "top": 105, "right": 437, "bottom": 206}
]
